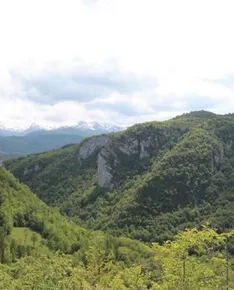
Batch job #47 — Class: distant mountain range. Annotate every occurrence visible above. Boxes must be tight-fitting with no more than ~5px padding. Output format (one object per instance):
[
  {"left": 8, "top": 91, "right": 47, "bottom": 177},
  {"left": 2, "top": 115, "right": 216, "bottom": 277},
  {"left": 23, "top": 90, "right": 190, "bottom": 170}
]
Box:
[
  {"left": 0, "top": 121, "right": 123, "bottom": 137},
  {"left": 0, "top": 121, "right": 124, "bottom": 160}
]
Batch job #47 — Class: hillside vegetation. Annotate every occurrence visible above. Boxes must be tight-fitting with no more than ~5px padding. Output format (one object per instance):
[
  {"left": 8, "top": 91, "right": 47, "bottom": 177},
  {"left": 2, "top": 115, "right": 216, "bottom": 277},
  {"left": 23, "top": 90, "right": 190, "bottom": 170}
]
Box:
[
  {"left": 1, "top": 167, "right": 234, "bottom": 288},
  {"left": 4, "top": 111, "right": 234, "bottom": 244},
  {"left": 0, "top": 167, "right": 156, "bottom": 288}
]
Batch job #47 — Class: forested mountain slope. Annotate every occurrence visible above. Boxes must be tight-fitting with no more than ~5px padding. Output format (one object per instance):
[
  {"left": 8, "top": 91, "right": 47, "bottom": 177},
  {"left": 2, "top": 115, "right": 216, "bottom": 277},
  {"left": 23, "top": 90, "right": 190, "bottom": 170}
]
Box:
[
  {"left": 0, "top": 167, "right": 161, "bottom": 288},
  {"left": 4, "top": 111, "right": 234, "bottom": 242},
  {"left": 1, "top": 164, "right": 234, "bottom": 289}
]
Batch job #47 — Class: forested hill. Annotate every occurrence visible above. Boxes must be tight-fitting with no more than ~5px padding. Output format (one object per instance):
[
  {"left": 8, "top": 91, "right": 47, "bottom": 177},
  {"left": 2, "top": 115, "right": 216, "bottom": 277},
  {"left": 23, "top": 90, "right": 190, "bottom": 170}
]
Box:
[
  {"left": 1, "top": 164, "right": 234, "bottom": 288},
  {"left": 0, "top": 167, "right": 157, "bottom": 288},
  {"left": 4, "top": 111, "right": 234, "bottom": 242}
]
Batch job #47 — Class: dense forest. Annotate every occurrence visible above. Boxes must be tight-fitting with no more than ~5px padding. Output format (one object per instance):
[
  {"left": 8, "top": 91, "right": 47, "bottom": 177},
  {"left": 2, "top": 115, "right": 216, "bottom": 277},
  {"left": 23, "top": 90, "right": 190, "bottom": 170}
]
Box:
[
  {"left": 0, "top": 167, "right": 234, "bottom": 289},
  {"left": 2, "top": 111, "right": 234, "bottom": 288}
]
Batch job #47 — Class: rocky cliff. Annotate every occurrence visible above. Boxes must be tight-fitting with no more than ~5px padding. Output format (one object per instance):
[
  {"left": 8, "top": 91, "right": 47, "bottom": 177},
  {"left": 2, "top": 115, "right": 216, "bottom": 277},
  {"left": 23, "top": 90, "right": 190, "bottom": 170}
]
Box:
[
  {"left": 78, "top": 135, "right": 110, "bottom": 161},
  {"left": 94, "top": 125, "right": 187, "bottom": 188}
]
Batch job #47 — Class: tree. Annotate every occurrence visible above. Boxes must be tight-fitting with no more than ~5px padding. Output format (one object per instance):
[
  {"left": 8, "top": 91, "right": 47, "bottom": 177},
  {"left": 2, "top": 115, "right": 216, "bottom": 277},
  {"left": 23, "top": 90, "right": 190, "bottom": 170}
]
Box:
[
  {"left": 152, "top": 227, "right": 234, "bottom": 289},
  {"left": 31, "top": 233, "right": 38, "bottom": 247},
  {"left": 24, "top": 228, "right": 28, "bottom": 245}
]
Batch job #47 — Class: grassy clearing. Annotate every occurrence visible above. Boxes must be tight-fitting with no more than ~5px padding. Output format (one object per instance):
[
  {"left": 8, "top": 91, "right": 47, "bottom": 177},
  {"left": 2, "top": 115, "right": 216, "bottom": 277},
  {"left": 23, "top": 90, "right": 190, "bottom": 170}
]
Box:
[{"left": 11, "top": 227, "right": 42, "bottom": 247}]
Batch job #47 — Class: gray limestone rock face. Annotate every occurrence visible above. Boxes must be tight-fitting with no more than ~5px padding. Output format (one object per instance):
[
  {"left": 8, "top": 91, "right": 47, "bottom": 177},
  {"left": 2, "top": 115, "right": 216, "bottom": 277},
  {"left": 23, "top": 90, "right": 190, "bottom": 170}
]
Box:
[
  {"left": 78, "top": 135, "right": 110, "bottom": 160},
  {"left": 119, "top": 137, "right": 139, "bottom": 155},
  {"left": 118, "top": 135, "right": 158, "bottom": 159},
  {"left": 96, "top": 132, "right": 165, "bottom": 189},
  {"left": 97, "top": 150, "right": 114, "bottom": 189},
  {"left": 139, "top": 137, "right": 154, "bottom": 159},
  {"left": 96, "top": 127, "right": 183, "bottom": 189}
]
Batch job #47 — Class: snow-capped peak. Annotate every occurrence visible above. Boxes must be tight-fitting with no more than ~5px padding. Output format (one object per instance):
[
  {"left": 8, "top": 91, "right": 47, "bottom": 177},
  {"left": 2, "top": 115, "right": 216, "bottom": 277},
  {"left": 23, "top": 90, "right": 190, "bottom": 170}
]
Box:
[
  {"left": 73, "top": 121, "right": 123, "bottom": 132},
  {"left": 74, "top": 121, "right": 96, "bottom": 130},
  {"left": 0, "top": 121, "right": 124, "bottom": 137}
]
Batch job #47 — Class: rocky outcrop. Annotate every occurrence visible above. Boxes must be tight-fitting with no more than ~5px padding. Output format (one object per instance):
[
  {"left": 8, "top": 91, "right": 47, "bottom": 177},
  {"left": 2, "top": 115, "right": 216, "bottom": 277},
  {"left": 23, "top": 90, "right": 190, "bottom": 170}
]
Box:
[
  {"left": 119, "top": 137, "right": 139, "bottom": 155},
  {"left": 97, "top": 150, "right": 114, "bottom": 189},
  {"left": 118, "top": 135, "right": 159, "bottom": 159},
  {"left": 139, "top": 137, "right": 156, "bottom": 159},
  {"left": 77, "top": 135, "right": 113, "bottom": 187},
  {"left": 78, "top": 135, "right": 110, "bottom": 161},
  {"left": 96, "top": 128, "right": 184, "bottom": 189},
  {"left": 96, "top": 134, "right": 158, "bottom": 189}
]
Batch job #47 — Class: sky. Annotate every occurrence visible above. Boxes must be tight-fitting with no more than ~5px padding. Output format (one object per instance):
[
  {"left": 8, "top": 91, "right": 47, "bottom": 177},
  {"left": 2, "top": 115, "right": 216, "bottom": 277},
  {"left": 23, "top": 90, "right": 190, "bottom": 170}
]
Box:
[{"left": 1, "top": 0, "right": 234, "bottom": 128}]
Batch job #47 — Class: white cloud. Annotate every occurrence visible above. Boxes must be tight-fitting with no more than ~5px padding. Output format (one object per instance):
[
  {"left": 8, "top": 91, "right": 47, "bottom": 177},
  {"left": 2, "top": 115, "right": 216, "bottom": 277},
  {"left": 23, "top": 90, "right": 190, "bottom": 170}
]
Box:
[{"left": 1, "top": 0, "right": 234, "bottom": 128}]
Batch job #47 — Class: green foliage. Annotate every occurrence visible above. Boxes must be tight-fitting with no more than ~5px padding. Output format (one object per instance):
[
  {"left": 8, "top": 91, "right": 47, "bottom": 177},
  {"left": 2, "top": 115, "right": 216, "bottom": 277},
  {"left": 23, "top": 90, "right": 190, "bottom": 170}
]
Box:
[
  {"left": 153, "top": 227, "right": 234, "bottom": 289},
  {"left": 1, "top": 162, "right": 234, "bottom": 288},
  {"left": 0, "top": 167, "right": 155, "bottom": 263},
  {"left": 1, "top": 226, "right": 234, "bottom": 289},
  {"left": 11, "top": 227, "right": 41, "bottom": 247},
  {"left": 0, "top": 167, "right": 159, "bottom": 289}
]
